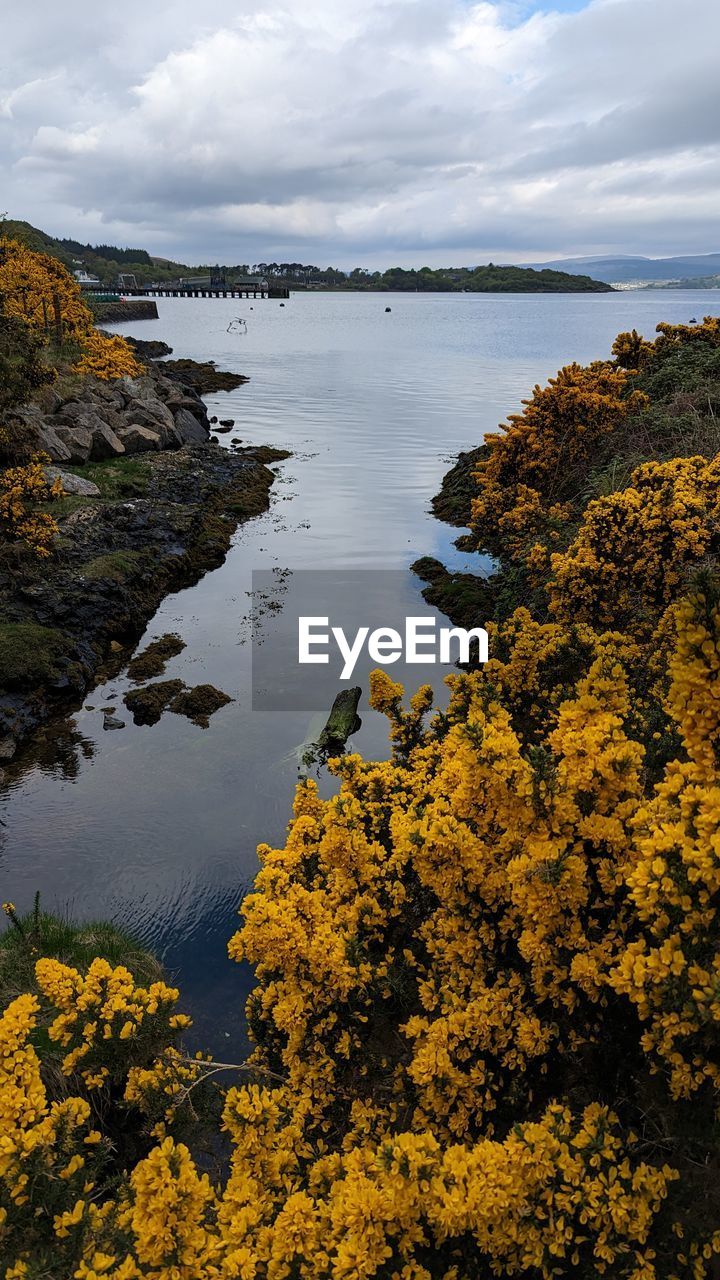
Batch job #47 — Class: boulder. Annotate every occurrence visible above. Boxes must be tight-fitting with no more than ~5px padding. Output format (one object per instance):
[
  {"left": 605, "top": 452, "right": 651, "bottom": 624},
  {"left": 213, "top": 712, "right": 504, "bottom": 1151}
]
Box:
[
  {"left": 53, "top": 426, "right": 94, "bottom": 464},
  {"left": 56, "top": 401, "right": 125, "bottom": 435},
  {"left": 86, "top": 383, "right": 126, "bottom": 411},
  {"left": 89, "top": 421, "right": 126, "bottom": 460},
  {"left": 126, "top": 399, "right": 176, "bottom": 433},
  {"left": 119, "top": 376, "right": 167, "bottom": 406},
  {"left": 103, "top": 712, "right": 126, "bottom": 731},
  {"left": 35, "top": 423, "right": 73, "bottom": 463},
  {"left": 126, "top": 337, "right": 173, "bottom": 360},
  {"left": 55, "top": 400, "right": 102, "bottom": 426},
  {"left": 154, "top": 419, "right": 184, "bottom": 450},
  {"left": 33, "top": 386, "right": 64, "bottom": 414},
  {"left": 173, "top": 408, "right": 209, "bottom": 444},
  {"left": 118, "top": 425, "right": 162, "bottom": 453},
  {"left": 44, "top": 466, "right": 101, "bottom": 497}
]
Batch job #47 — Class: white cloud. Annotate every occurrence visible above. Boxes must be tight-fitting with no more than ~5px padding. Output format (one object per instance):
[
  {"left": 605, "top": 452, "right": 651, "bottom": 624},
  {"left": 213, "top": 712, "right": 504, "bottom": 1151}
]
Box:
[{"left": 1, "top": 0, "right": 719, "bottom": 263}]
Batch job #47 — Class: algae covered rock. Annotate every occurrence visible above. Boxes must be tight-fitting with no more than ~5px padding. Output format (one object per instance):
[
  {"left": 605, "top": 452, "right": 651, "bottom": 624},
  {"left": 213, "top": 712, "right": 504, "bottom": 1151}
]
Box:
[
  {"left": 127, "top": 633, "right": 186, "bottom": 682},
  {"left": 124, "top": 679, "right": 185, "bottom": 726},
  {"left": 169, "top": 683, "right": 233, "bottom": 728}
]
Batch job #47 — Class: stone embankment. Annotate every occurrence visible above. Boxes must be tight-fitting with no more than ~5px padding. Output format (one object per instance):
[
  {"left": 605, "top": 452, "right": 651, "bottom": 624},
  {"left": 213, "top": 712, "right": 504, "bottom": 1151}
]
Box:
[
  {"left": 7, "top": 364, "right": 218, "bottom": 465},
  {"left": 0, "top": 348, "right": 289, "bottom": 763}
]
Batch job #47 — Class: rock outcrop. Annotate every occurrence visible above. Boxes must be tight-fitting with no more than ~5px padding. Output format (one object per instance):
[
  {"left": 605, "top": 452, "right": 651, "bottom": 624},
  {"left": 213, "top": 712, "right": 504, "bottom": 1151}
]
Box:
[
  {"left": 6, "top": 367, "right": 212, "bottom": 463},
  {"left": 0, "top": 443, "right": 290, "bottom": 759}
]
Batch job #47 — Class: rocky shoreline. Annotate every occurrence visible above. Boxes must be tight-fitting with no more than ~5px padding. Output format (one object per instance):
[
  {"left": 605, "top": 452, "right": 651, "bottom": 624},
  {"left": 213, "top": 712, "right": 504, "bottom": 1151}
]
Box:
[{"left": 0, "top": 346, "right": 289, "bottom": 764}]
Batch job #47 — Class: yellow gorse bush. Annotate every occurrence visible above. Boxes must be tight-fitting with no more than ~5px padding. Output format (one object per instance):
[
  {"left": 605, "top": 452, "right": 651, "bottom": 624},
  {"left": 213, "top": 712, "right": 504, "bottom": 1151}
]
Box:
[
  {"left": 3, "top": 317, "right": 720, "bottom": 1276},
  {"left": 0, "top": 238, "right": 142, "bottom": 558},
  {"left": 0, "top": 236, "right": 142, "bottom": 382},
  {"left": 0, "top": 455, "right": 62, "bottom": 556}
]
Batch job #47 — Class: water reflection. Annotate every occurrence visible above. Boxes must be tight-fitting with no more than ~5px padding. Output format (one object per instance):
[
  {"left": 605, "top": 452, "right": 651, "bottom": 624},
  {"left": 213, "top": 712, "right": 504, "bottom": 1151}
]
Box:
[
  {"left": 1, "top": 289, "right": 718, "bottom": 1054},
  {"left": 2, "top": 718, "right": 95, "bottom": 786}
]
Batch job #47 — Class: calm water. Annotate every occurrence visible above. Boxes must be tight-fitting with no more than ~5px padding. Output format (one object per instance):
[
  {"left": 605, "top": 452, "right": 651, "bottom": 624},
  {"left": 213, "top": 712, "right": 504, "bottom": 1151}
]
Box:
[{"left": 1, "top": 289, "right": 716, "bottom": 1052}]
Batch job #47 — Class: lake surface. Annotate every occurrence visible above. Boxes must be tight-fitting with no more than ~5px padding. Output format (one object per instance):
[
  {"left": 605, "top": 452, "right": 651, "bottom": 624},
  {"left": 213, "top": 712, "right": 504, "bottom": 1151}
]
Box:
[{"left": 1, "top": 288, "right": 716, "bottom": 1053}]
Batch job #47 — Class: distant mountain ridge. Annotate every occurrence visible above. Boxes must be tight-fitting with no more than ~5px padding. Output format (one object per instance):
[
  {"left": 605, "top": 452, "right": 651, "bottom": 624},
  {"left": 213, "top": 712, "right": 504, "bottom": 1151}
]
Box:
[{"left": 527, "top": 253, "right": 720, "bottom": 283}]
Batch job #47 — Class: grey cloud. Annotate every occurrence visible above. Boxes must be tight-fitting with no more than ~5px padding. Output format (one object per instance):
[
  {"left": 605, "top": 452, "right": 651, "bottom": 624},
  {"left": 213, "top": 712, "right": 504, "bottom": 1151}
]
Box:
[{"left": 1, "top": 0, "right": 719, "bottom": 264}]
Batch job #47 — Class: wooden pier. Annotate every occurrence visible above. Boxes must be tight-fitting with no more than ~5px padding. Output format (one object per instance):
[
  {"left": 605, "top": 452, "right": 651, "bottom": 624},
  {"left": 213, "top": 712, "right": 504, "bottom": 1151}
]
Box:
[{"left": 125, "top": 282, "right": 289, "bottom": 300}]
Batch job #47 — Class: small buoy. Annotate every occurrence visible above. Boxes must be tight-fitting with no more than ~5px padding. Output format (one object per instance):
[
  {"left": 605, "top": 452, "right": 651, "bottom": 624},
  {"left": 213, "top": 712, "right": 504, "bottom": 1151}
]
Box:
[{"left": 385, "top": 306, "right": 392, "bottom": 312}]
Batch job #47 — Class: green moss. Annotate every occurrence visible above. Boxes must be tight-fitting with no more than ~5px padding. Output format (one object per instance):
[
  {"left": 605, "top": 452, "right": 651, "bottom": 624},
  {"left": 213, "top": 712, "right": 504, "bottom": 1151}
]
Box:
[
  {"left": 430, "top": 445, "right": 488, "bottom": 528},
  {"left": 127, "top": 632, "right": 185, "bottom": 682},
  {"left": 81, "top": 550, "right": 142, "bottom": 583},
  {"left": 411, "top": 560, "right": 499, "bottom": 635},
  {"left": 67, "top": 458, "right": 151, "bottom": 499},
  {"left": 0, "top": 622, "right": 73, "bottom": 688}
]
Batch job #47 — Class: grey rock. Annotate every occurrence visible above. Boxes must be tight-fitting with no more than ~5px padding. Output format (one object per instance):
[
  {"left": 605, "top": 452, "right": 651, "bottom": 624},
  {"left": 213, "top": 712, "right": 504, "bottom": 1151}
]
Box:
[
  {"left": 56, "top": 401, "right": 125, "bottom": 436},
  {"left": 34, "top": 388, "right": 64, "bottom": 414},
  {"left": 0, "top": 735, "right": 16, "bottom": 761},
  {"left": 44, "top": 466, "right": 101, "bottom": 497},
  {"left": 126, "top": 399, "right": 175, "bottom": 432},
  {"left": 118, "top": 425, "right": 162, "bottom": 453},
  {"left": 35, "top": 423, "right": 73, "bottom": 463},
  {"left": 90, "top": 421, "right": 126, "bottom": 460},
  {"left": 54, "top": 401, "right": 101, "bottom": 426},
  {"left": 155, "top": 419, "right": 184, "bottom": 450},
  {"left": 103, "top": 712, "right": 126, "bottom": 731},
  {"left": 53, "top": 426, "right": 94, "bottom": 464},
  {"left": 173, "top": 408, "right": 209, "bottom": 444},
  {"left": 119, "top": 376, "right": 164, "bottom": 405},
  {"left": 86, "top": 383, "right": 126, "bottom": 410},
  {"left": 6, "top": 405, "right": 44, "bottom": 428}
]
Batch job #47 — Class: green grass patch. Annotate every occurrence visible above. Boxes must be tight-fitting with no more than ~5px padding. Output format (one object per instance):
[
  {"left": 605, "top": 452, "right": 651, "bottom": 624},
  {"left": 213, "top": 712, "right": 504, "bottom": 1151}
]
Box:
[
  {"left": 67, "top": 457, "right": 151, "bottom": 499},
  {"left": 38, "top": 494, "right": 89, "bottom": 519},
  {"left": 0, "top": 904, "right": 163, "bottom": 1007},
  {"left": 81, "top": 550, "right": 143, "bottom": 582},
  {"left": 0, "top": 622, "right": 73, "bottom": 688}
]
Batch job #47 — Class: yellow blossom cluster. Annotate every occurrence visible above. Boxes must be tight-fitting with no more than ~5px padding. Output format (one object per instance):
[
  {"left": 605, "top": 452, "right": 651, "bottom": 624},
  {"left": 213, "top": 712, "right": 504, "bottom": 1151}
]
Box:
[
  {"left": 35, "top": 956, "right": 182, "bottom": 1089},
  {"left": 0, "top": 237, "right": 142, "bottom": 381},
  {"left": 73, "top": 327, "right": 146, "bottom": 380},
  {"left": 0, "top": 238, "right": 90, "bottom": 339},
  {"left": 547, "top": 454, "right": 720, "bottom": 630},
  {"left": 0, "top": 454, "right": 61, "bottom": 556},
  {"left": 470, "top": 360, "right": 647, "bottom": 561}
]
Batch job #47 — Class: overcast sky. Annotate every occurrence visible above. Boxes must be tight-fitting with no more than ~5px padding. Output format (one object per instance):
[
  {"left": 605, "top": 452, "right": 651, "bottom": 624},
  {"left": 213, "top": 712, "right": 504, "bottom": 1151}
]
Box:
[{"left": 1, "top": 0, "right": 718, "bottom": 267}]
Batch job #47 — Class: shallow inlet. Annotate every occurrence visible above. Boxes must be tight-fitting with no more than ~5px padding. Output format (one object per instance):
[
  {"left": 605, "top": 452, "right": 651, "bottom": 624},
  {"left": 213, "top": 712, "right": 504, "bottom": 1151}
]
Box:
[{"left": 1, "top": 288, "right": 717, "bottom": 1055}]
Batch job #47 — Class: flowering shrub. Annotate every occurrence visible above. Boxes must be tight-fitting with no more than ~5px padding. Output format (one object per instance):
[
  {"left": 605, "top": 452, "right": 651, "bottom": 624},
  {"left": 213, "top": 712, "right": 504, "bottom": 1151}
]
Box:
[
  {"left": 470, "top": 361, "right": 647, "bottom": 562},
  {"left": 0, "top": 454, "right": 61, "bottom": 556},
  {"left": 73, "top": 328, "right": 146, "bottom": 381},
  {"left": 3, "top": 317, "right": 720, "bottom": 1275},
  {"left": 0, "top": 237, "right": 141, "bottom": 381},
  {"left": 548, "top": 454, "right": 720, "bottom": 630}
]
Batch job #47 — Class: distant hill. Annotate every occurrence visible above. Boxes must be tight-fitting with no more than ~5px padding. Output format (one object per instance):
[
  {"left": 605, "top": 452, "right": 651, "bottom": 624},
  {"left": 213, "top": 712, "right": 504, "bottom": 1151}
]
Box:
[
  {"left": 527, "top": 253, "right": 720, "bottom": 284},
  {"left": 0, "top": 220, "right": 77, "bottom": 269},
  {"left": 353, "top": 265, "right": 612, "bottom": 292},
  {"left": 0, "top": 219, "right": 195, "bottom": 287},
  {"left": 0, "top": 218, "right": 612, "bottom": 293}
]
